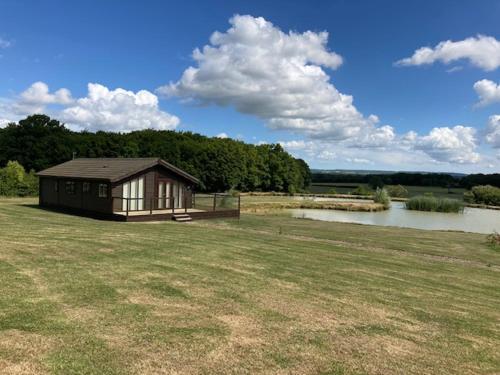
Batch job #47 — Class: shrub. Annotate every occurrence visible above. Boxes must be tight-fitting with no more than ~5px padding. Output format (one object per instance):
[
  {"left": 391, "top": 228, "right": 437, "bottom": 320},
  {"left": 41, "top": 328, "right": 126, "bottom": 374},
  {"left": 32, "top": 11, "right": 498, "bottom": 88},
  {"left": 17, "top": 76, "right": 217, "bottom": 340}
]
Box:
[
  {"left": 351, "top": 186, "right": 372, "bottom": 196},
  {"left": 386, "top": 184, "right": 408, "bottom": 198},
  {"left": 405, "top": 195, "right": 464, "bottom": 213},
  {"left": 465, "top": 185, "right": 500, "bottom": 206},
  {"left": 328, "top": 188, "right": 337, "bottom": 195},
  {"left": 373, "top": 187, "right": 391, "bottom": 209},
  {"left": 0, "top": 161, "right": 38, "bottom": 197},
  {"left": 486, "top": 231, "right": 500, "bottom": 248}
]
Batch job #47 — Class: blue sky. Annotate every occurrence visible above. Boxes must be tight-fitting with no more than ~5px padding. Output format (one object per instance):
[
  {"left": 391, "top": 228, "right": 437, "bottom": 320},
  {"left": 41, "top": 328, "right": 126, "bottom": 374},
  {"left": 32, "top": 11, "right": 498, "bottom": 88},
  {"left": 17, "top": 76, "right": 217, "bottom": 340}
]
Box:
[{"left": 0, "top": 0, "right": 499, "bottom": 172}]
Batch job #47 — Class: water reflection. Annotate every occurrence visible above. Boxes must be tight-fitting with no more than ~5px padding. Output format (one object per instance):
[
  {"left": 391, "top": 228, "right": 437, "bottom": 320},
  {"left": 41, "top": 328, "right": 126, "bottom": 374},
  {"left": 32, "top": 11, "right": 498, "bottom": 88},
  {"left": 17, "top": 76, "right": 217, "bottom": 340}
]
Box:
[{"left": 290, "top": 201, "right": 500, "bottom": 234}]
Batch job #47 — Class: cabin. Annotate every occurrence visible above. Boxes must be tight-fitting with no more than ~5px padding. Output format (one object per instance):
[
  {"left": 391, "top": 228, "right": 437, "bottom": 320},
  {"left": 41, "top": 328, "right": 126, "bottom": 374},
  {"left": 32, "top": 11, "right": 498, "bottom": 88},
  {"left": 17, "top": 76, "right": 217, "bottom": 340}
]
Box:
[{"left": 36, "top": 158, "right": 240, "bottom": 222}]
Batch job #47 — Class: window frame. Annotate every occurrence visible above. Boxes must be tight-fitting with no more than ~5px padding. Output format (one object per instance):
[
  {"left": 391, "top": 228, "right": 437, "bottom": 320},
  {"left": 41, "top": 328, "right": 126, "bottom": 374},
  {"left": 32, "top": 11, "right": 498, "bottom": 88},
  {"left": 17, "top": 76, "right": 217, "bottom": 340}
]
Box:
[
  {"left": 65, "top": 181, "right": 76, "bottom": 195},
  {"left": 98, "top": 183, "right": 108, "bottom": 198}
]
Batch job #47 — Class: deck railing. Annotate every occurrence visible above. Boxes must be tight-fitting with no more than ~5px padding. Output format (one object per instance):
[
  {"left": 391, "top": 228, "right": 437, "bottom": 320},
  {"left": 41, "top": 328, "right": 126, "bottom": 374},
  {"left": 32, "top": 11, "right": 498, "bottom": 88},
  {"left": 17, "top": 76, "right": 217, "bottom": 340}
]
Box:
[{"left": 112, "top": 193, "right": 240, "bottom": 217}]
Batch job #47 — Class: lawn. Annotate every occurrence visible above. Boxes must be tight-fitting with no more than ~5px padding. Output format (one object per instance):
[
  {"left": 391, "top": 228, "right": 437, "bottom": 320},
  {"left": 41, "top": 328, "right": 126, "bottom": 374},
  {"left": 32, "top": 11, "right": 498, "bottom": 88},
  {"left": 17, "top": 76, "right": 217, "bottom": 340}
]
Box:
[{"left": 0, "top": 198, "right": 499, "bottom": 374}]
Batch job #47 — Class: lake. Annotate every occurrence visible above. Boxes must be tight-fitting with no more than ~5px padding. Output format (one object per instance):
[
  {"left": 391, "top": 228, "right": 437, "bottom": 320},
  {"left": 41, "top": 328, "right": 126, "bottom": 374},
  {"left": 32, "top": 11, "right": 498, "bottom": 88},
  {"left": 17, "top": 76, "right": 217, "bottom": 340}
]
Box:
[{"left": 290, "top": 201, "right": 500, "bottom": 234}]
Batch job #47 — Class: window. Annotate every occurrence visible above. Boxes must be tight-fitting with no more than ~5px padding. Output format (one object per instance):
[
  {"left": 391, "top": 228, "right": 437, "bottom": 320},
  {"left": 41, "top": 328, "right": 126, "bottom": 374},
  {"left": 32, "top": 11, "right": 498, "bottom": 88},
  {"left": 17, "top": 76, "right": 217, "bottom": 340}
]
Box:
[
  {"left": 54, "top": 181, "right": 58, "bottom": 192},
  {"left": 83, "top": 182, "right": 90, "bottom": 193},
  {"left": 98, "top": 184, "right": 108, "bottom": 198},
  {"left": 122, "top": 177, "right": 144, "bottom": 210},
  {"left": 65, "top": 181, "right": 76, "bottom": 194}
]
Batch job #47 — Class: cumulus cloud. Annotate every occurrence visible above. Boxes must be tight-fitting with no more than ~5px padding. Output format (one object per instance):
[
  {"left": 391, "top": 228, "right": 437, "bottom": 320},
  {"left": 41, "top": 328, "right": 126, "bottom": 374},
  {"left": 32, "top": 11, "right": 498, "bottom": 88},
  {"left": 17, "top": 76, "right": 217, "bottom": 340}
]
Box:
[
  {"left": 61, "top": 83, "right": 179, "bottom": 132},
  {"left": 485, "top": 115, "right": 500, "bottom": 148},
  {"left": 161, "top": 14, "right": 390, "bottom": 142},
  {"left": 13, "top": 81, "right": 73, "bottom": 114},
  {"left": 281, "top": 124, "right": 481, "bottom": 166},
  {"left": 0, "top": 82, "right": 180, "bottom": 132},
  {"left": 474, "top": 79, "right": 500, "bottom": 107},
  {"left": 396, "top": 35, "right": 500, "bottom": 71},
  {"left": 216, "top": 132, "right": 228, "bottom": 138},
  {"left": 413, "top": 126, "right": 480, "bottom": 164}
]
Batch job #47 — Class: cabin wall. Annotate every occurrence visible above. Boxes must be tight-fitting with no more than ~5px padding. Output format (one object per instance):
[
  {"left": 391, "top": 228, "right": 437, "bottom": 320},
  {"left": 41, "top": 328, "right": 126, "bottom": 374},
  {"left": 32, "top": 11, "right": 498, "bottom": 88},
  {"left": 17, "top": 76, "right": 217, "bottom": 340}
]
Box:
[
  {"left": 112, "top": 166, "right": 194, "bottom": 212},
  {"left": 39, "top": 177, "right": 112, "bottom": 214}
]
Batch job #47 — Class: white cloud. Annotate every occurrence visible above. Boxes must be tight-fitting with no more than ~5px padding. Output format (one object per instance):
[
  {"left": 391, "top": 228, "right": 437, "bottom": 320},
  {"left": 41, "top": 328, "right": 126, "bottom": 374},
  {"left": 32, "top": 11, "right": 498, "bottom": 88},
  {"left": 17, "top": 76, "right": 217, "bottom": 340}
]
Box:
[
  {"left": 0, "top": 82, "right": 180, "bottom": 133},
  {"left": 216, "top": 132, "right": 228, "bottom": 138},
  {"left": 61, "top": 83, "right": 179, "bottom": 132},
  {"left": 473, "top": 79, "right": 500, "bottom": 107},
  {"left": 413, "top": 126, "right": 480, "bottom": 164},
  {"left": 13, "top": 81, "right": 73, "bottom": 114},
  {"left": 281, "top": 124, "right": 481, "bottom": 167},
  {"left": 0, "top": 37, "right": 11, "bottom": 49},
  {"left": 161, "top": 15, "right": 391, "bottom": 142},
  {"left": 396, "top": 35, "right": 500, "bottom": 71},
  {"left": 485, "top": 115, "right": 500, "bottom": 148}
]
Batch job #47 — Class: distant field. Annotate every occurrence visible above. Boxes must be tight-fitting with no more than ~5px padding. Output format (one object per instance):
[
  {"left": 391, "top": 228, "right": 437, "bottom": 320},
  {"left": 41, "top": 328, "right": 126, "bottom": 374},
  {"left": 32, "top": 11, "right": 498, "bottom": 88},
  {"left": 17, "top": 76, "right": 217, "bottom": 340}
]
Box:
[
  {"left": 0, "top": 198, "right": 499, "bottom": 374},
  {"left": 310, "top": 182, "right": 467, "bottom": 199}
]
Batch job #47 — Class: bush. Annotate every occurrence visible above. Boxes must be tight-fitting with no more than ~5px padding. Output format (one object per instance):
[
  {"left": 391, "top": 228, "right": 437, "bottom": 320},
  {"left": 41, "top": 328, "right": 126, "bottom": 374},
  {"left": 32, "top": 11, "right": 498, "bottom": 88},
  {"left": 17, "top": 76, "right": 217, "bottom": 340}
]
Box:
[
  {"left": 327, "top": 188, "right": 337, "bottom": 195},
  {"left": 465, "top": 185, "right": 500, "bottom": 206},
  {"left": 486, "top": 231, "right": 500, "bottom": 248},
  {"left": 0, "top": 161, "right": 38, "bottom": 197},
  {"left": 351, "top": 186, "right": 372, "bottom": 196},
  {"left": 405, "top": 195, "right": 464, "bottom": 213},
  {"left": 373, "top": 188, "right": 391, "bottom": 209},
  {"left": 386, "top": 184, "right": 408, "bottom": 198}
]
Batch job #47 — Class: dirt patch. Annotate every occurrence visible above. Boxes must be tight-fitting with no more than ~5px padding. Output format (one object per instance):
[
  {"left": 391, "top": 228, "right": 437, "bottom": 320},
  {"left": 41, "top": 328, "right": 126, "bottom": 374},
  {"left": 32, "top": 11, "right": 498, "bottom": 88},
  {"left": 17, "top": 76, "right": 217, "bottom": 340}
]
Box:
[{"left": 0, "top": 330, "right": 54, "bottom": 375}]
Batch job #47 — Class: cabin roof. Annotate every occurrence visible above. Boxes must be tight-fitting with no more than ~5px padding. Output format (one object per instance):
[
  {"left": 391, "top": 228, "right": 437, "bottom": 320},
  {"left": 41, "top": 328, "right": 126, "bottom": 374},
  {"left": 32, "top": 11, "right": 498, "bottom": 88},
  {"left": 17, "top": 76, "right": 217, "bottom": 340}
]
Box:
[{"left": 36, "top": 158, "right": 199, "bottom": 184}]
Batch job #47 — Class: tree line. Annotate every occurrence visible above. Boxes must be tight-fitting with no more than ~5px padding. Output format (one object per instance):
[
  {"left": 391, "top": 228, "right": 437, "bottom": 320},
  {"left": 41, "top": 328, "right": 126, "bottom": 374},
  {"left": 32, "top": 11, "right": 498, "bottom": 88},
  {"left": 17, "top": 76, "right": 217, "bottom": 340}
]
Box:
[
  {"left": 0, "top": 115, "right": 311, "bottom": 193},
  {"left": 312, "top": 171, "right": 500, "bottom": 189}
]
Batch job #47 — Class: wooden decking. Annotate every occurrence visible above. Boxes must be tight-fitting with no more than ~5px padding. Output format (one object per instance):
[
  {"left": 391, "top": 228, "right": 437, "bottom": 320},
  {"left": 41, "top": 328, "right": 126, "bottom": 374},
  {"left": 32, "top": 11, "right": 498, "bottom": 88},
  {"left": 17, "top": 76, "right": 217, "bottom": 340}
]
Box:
[{"left": 112, "top": 208, "right": 240, "bottom": 222}]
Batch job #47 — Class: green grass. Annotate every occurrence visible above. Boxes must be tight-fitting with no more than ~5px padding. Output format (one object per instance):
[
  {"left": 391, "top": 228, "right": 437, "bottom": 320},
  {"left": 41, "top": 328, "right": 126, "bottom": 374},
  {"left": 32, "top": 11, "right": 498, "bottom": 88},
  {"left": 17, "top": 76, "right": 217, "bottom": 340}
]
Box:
[
  {"left": 406, "top": 195, "right": 465, "bottom": 213},
  {"left": 0, "top": 197, "right": 499, "bottom": 374}
]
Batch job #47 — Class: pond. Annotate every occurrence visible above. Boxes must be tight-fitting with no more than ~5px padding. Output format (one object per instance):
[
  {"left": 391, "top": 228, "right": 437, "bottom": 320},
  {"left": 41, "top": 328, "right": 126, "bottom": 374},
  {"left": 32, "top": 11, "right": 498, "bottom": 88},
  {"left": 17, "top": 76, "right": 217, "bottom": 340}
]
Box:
[{"left": 290, "top": 201, "right": 500, "bottom": 234}]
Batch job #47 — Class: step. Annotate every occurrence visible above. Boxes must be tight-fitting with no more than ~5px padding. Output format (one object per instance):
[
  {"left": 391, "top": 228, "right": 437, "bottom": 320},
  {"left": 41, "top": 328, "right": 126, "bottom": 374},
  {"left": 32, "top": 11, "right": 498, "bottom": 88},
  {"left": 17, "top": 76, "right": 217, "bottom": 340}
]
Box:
[{"left": 172, "top": 214, "right": 192, "bottom": 222}]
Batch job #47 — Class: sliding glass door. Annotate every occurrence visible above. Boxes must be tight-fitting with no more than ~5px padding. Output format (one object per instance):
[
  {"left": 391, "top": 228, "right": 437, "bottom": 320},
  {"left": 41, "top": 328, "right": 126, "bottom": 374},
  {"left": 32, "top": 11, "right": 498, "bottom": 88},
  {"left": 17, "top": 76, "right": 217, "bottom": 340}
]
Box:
[
  {"left": 158, "top": 180, "right": 184, "bottom": 209},
  {"left": 157, "top": 181, "right": 172, "bottom": 209},
  {"left": 122, "top": 177, "right": 145, "bottom": 211}
]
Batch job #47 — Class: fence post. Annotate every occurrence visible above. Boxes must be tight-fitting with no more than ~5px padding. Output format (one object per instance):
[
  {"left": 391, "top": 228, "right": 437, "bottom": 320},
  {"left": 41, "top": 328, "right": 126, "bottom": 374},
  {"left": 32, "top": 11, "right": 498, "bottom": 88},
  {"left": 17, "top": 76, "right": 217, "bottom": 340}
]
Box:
[
  {"left": 238, "top": 195, "right": 241, "bottom": 212},
  {"left": 150, "top": 198, "right": 153, "bottom": 215},
  {"left": 213, "top": 193, "right": 217, "bottom": 211},
  {"left": 126, "top": 198, "right": 129, "bottom": 217},
  {"left": 172, "top": 197, "right": 175, "bottom": 214}
]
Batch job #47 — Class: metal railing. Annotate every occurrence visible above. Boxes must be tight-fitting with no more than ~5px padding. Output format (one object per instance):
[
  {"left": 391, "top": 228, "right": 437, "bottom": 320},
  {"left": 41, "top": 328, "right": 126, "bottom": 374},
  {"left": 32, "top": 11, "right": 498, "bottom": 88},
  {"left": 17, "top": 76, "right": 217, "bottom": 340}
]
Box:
[{"left": 112, "top": 193, "right": 240, "bottom": 217}]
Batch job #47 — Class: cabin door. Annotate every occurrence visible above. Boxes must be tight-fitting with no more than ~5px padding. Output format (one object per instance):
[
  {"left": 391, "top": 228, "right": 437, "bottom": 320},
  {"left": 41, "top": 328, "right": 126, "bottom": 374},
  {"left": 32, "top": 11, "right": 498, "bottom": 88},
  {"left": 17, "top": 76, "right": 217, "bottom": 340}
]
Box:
[{"left": 157, "top": 180, "right": 172, "bottom": 209}]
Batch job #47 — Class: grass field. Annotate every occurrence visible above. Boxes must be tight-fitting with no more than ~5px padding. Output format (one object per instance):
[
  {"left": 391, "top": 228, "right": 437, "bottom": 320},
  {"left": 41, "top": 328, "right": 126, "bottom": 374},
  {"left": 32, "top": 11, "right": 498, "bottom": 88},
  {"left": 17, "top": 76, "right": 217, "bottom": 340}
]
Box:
[
  {"left": 310, "top": 183, "right": 467, "bottom": 199},
  {"left": 0, "top": 198, "right": 499, "bottom": 374}
]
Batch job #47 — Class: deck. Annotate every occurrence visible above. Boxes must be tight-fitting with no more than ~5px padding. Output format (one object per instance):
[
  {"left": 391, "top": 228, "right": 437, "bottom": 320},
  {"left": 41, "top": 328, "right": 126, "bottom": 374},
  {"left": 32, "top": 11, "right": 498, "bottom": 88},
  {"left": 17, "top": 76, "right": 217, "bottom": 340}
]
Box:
[{"left": 112, "top": 193, "right": 240, "bottom": 222}]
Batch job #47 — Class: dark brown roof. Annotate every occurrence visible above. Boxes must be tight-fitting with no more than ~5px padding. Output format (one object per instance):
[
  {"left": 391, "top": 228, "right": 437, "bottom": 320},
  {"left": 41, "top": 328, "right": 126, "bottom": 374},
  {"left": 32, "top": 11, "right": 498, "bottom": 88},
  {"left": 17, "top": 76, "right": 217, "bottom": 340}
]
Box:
[{"left": 36, "top": 158, "right": 199, "bottom": 184}]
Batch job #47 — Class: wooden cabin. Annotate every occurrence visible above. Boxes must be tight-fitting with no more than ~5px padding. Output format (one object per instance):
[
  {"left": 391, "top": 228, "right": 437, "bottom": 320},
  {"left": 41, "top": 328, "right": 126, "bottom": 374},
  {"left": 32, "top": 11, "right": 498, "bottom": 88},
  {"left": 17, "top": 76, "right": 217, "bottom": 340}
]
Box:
[{"left": 36, "top": 158, "right": 240, "bottom": 221}]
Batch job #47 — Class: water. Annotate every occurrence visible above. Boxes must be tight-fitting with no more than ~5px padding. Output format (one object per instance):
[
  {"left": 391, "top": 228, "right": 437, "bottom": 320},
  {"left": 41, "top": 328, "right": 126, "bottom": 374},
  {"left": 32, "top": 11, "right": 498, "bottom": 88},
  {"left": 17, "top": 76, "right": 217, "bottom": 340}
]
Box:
[{"left": 290, "top": 201, "right": 500, "bottom": 234}]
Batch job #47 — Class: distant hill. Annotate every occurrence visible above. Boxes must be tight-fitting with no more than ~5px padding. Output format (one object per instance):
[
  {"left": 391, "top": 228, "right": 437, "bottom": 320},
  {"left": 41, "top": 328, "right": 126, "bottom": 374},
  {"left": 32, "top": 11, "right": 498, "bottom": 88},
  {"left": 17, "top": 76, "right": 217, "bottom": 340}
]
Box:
[{"left": 312, "top": 169, "right": 468, "bottom": 178}]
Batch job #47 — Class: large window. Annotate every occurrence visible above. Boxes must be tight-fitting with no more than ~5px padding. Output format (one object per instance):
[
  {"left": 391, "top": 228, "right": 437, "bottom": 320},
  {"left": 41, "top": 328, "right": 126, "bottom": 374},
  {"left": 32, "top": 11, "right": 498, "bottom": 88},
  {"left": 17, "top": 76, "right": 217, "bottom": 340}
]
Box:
[
  {"left": 122, "top": 177, "right": 144, "bottom": 211},
  {"left": 98, "top": 184, "right": 108, "bottom": 198}
]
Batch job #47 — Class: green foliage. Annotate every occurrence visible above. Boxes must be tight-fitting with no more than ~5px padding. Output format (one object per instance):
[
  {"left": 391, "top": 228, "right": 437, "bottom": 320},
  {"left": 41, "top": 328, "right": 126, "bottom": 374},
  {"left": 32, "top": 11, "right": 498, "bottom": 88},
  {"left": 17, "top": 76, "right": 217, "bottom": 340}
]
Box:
[
  {"left": 0, "top": 161, "right": 38, "bottom": 196},
  {"left": 368, "top": 175, "right": 384, "bottom": 190},
  {"left": 350, "top": 185, "right": 372, "bottom": 196},
  {"left": 486, "top": 231, "right": 500, "bottom": 249},
  {"left": 385, "top": 184, "right": 408, "bottom": 198},
  {"left": 405, "top": 196, "right": 464, "bottom": 213},
  {"left": 464, "top": 185, "right": 500, "bottom": 206},
  {"left": 327, "top": 188, "right": 337, "bottom": 195},
  {"left": 0, "top": 115, "right": 311, "bottom": 193},
  {"left": 373, "top": 187, "right": 391, "bottom": 209}
]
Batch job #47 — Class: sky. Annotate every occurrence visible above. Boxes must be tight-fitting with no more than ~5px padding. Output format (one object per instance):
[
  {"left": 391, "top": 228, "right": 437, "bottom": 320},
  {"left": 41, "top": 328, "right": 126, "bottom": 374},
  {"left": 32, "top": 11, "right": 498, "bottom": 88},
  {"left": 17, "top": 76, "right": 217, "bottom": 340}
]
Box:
[{"left": 0, "top": 0, "right": 499, "bottom": 173}]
